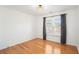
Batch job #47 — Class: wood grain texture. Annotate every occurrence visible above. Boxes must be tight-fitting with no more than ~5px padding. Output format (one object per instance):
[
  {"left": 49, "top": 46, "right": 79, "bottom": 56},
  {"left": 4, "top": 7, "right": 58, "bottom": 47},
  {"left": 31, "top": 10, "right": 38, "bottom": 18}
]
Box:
[{"left": 0, "top": 38, "right": 78, "bottom": 54}]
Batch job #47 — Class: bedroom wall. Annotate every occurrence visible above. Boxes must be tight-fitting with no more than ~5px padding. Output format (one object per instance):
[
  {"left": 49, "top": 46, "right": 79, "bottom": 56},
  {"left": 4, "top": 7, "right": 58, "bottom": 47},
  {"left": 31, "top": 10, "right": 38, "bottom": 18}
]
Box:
[
  {"left": 35, "top": 7, "right": 79, "bottom": 50},
  {"left": 76, "top": 7, "right": 79, "bottom": 51},
  {"left": 0, "top": 7, "right": 36, "bottom": 50}
]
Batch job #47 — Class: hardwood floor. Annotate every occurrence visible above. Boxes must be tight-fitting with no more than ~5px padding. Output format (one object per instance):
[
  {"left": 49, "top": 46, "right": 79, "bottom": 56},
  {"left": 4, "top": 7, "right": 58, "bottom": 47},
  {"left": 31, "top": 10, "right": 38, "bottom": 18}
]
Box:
[{"left": 0, "top": 38, "right": 78, "bottom": 54}]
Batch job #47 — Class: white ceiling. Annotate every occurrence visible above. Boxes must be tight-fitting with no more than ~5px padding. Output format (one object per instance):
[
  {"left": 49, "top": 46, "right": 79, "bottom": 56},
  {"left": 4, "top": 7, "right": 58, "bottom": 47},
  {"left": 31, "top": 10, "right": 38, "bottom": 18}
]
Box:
[{"left": 2, "top": 5, "right": 78, "bottom": 16}]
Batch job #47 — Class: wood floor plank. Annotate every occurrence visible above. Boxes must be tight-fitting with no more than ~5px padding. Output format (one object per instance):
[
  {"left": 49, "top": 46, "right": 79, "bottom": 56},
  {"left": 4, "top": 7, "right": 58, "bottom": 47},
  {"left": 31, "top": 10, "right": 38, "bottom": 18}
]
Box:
[{"left": 0, "top": 38, "right": 78, "bottom": 54}]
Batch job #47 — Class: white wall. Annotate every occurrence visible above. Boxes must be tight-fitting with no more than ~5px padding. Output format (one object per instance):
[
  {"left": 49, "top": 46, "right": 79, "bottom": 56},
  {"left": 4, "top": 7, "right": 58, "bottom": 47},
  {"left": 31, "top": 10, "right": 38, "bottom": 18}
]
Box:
[
  {"left": 76, "top": 7, "right": 79, "bottom": 51},
  {"left": 0, "top": 7, "right": 36, "bottom": 50},
  {"left": 34, "top": 16, "right": 43, "bottom": 38},
  {"left": 35, "top": 7, "right": 79, "bottom": 51}
]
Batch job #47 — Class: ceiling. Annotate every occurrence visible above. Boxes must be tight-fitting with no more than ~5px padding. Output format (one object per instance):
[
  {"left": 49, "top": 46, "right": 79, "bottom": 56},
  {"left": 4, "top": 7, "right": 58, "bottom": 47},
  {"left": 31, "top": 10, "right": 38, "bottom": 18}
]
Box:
[{"left": 2, "top": 5, "right": 78, "bottom": 16}]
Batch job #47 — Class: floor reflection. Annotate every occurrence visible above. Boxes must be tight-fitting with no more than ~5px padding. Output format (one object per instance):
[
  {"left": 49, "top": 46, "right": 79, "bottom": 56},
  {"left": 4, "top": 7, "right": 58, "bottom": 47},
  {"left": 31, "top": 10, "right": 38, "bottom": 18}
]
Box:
[
  {"left": 45, "top": 44, "right": 53, "bottom": 54},
  {"left": 45, "top": 44, "right": 61, "bottom": 54},
  {"left": 53, "top": 47, "right": 61, "bottom": 54}
]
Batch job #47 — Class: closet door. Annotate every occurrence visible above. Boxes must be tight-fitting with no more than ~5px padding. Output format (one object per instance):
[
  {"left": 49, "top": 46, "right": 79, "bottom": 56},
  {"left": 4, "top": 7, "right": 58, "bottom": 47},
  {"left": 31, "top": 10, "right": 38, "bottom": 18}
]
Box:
[{"left": 46, "top": 16, "right": 61, "bottom": 43}]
